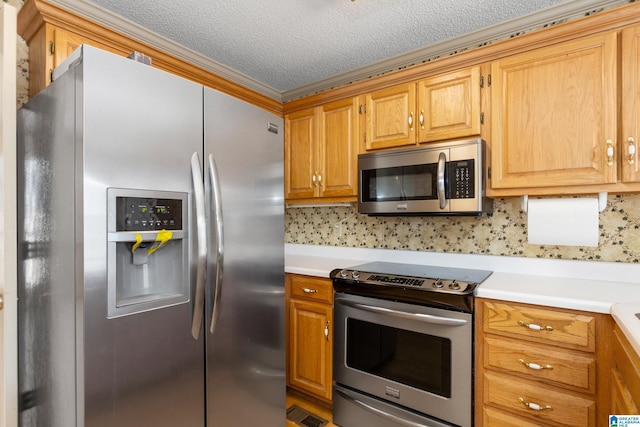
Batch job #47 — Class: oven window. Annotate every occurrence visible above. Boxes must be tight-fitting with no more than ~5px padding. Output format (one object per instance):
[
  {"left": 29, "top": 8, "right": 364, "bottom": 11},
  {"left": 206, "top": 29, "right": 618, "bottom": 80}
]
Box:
[
  {"left": 362, "top": 165, "right": 436, "bottom": 202},
  {"left": 346, "top": 318, "right": 451, "bottom": 398}
]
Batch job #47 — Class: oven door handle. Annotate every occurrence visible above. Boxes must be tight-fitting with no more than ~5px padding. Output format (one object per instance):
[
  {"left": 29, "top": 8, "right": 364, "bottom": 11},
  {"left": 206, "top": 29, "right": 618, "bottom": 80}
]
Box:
[
  {"left": 335, "top": 389, "right": 431, "bottom": 427},
  {"left": 338, "top": 299, "right": 468, "bottom": 326}
]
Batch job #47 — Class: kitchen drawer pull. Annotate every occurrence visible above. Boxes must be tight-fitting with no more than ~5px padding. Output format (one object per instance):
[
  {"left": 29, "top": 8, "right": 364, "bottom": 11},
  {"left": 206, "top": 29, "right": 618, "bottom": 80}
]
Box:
[
  {"left": 408, "top": 112, "right": 414, "bottom": 130},
  {"left": 518, "top": 320, "right": 553, "bottom": 331},
  {"left": 518, "top": 358, "right": 553, "bottom": 371},
  {"left": 324, "top": 321, "right": 330, "bottom": 341},
  {"left": 518, "top": 397, "right": 552, "bottom": 411},
  {"left": 302, "top": 288, "right": 318, "bottom": 293},
  {"left": 628, "top": 137, "right": 636, "bottom": 165}
]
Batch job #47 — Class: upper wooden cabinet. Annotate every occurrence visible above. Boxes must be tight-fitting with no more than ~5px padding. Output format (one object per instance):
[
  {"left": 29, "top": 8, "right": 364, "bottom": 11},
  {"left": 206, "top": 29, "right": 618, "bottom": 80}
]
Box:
[
  {"left": 364, "top": 83, "right": 416, "bottom": 150},
  {"left": 489, "top": 23, "right": 640, "bottom": 195},
  {"left": 285, "top": 97, "right": 359, "bottom": 202},
  {"left": 621, "top": 24, "right": 640, "bottom": 183},
  {"left": 490, "top": 32, "right": 618, "bottom": 190},
  {"left": 417, "top": 67, "right": 482, "bottom": 143},
  {"left": 363, "top": 66, "right": 483, "bottom": 151}
]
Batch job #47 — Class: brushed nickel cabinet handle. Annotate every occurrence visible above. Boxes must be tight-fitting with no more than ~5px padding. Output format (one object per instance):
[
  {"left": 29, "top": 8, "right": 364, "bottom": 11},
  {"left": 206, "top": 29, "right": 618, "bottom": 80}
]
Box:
[
  {"left": 408, "top": 112, "right": 414, "bottom": 131},
  {"left": 518, "top": 320, "right": 553, "bottom": 331},
  {"left": 419, "top": 109, "right": 424, "bottom": 129},
  {"left": 518, "top": 358, "right": 553, "bottom": 371},
  {"left": 518, "top": 397, "right": 552, "bottom": 411},
  {"left": 628, "top": 137, "right": 636, "bottom": 165},
  {"left": 302, "top": 288, "right": 318, "bottom": 293}
]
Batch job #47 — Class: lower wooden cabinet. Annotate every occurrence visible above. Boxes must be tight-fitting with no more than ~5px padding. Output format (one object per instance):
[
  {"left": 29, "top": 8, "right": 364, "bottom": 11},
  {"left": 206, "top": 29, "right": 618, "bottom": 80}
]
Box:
[
  {"left": 475, "top": 298, "right": 614, "bottom": 427},
  {"left": 611, "top": 325, "right": 640, "bottom": 414},
  {"left": 286, "top": 274, "right": 333, "bottom": 403}
]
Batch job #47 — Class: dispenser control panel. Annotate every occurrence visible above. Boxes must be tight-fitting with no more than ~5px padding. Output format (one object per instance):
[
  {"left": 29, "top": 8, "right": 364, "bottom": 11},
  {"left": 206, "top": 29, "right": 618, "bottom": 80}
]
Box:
[{"left": 115, "top": 197, "right": 183, "bottom": 231}]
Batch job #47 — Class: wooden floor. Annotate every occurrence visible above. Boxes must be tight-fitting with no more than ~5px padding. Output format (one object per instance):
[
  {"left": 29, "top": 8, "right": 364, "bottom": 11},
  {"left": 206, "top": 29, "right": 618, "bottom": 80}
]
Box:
[{"left": 286, "top": 388, "right": 337, "bottom": 427}]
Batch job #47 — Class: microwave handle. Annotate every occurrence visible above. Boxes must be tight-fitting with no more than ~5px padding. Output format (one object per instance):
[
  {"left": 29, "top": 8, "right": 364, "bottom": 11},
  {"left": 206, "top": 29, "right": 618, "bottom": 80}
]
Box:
[{"left": 437, "top": 151, "right": 447, "bottom": 209}]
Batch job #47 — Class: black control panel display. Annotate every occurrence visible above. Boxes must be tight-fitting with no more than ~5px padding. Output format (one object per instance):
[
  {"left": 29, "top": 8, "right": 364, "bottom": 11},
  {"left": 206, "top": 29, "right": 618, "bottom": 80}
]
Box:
[
  {"left": 116, "top": 197, "right": 183, "bottom": 231},
  {"left": 447, "top": 159, "right": 475, "bottom": 199}
]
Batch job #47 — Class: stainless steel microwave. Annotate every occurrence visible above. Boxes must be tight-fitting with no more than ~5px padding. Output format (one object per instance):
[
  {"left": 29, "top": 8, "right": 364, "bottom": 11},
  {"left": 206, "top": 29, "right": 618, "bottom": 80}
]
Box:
[{"left": 358, "top": 138, "right": 492, "bottom": 215}]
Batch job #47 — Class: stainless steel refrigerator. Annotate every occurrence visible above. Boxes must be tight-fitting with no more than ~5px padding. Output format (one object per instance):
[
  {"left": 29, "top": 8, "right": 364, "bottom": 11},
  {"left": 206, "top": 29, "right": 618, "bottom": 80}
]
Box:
[{"left": 17, "top": 45, "right": 285, "bottom": 427}]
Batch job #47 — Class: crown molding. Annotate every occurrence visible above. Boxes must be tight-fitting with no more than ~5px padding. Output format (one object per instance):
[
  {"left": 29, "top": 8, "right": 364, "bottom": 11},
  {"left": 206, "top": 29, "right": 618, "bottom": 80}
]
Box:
[
  {"left": 47, "top": 0, "right": 283, "bottom": 101},
  {"left": 48, "top": 0, "right": 630, "bottom": 104},
  {"left": 281, "top": 0, "right": 630, "bottom": 102}
]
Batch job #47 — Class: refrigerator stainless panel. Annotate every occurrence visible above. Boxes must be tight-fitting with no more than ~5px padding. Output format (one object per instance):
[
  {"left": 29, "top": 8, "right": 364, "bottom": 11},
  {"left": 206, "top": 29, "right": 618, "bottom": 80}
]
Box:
[
  {"left": 18, "top": 54, "right": 78, "bottom": 427},
  {"left": 203, "top": 87, "right": 285, "bottom": 427},
  {"left": 18, "top": 45, "right": 206, "bottom": 427}
]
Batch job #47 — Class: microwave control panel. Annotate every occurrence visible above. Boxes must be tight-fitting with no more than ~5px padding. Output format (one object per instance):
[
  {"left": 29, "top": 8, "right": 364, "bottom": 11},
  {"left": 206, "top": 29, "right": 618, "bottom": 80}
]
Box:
[{"left": 447, "top": 160, "right": 475, "bottom": 199}]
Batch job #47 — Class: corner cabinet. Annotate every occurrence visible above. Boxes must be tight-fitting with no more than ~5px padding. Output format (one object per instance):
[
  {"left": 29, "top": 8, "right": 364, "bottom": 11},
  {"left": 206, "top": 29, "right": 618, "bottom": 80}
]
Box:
[
  {"left": 475, "top": 298, "right": 613, "bottom": 427},
  {"left": 362, "top": 66, "right": 483, "bottom": 151},
  {"left": 611, "top": 325, "right": 640, "bottom": 414},
  {"left": 285, "top": 274, "right": 333, "bottom": 403},
  {"left": 284, "top": 97, "right": 359, "bottom": 203}
]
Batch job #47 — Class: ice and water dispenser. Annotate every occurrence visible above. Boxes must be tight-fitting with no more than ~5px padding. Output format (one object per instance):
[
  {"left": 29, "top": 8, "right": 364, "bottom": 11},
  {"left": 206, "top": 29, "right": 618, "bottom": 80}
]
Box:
[{"left": 107, "top": 188, "right": 189, "bottom": 318}]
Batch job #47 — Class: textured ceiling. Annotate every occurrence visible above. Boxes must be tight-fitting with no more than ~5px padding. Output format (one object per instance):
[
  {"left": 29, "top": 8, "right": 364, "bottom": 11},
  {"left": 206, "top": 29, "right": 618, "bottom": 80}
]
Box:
[{"left": 50, "top": 0, "right": 629, "bottom": 101}]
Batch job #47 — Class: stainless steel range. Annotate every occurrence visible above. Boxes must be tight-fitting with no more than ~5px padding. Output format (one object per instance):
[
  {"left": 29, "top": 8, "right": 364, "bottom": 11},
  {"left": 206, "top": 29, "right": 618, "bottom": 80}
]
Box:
[{"left": 330, "top": 262, "right": 492, "bottom": 427}]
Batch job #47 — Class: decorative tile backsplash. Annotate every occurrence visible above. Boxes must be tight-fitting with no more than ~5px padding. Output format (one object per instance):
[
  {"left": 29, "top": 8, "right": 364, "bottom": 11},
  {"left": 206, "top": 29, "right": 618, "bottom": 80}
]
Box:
[
  {"left": 285, "top": 194, "right": 640, "bottom": 263},
  {"left": 12, "top": 1, "right": 640, "bottom": 264}
]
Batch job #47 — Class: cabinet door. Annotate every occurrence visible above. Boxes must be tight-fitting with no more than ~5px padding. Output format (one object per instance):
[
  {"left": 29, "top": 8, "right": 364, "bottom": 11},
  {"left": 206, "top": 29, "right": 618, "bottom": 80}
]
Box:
[
  {"left": 417, "top": 66, "right": 481, "bottom": 142},
  {"left": 491, "top": 32, "right": 618, "bottom": 189},
  {"left": 285, "top": 108, "right": 318, "bottom": 199},
  {"left": 318, "top": 98, "right": 359, "bottom": 198},
  {"left": 288, "top": 299, "right": 332, "bottom": 401},
  {"left": 622, "top": 24, "right": 640, "bottom": 182},
  {"left": 365, "top": 83, "right": 416, "bottom": 150}
]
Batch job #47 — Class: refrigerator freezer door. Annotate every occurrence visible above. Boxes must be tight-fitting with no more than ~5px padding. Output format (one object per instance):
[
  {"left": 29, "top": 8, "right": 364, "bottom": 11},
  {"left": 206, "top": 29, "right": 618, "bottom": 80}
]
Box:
[
  {"left": 204, "top": 87, "right": 285, "bottom": 426},
  {"left": 18, "top": 45, "right": 206, "bottom": 427}
]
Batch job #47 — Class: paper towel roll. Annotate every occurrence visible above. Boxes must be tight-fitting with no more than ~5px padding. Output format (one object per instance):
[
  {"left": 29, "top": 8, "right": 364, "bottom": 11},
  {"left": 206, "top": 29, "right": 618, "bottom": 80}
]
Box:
[{"left": 527, "top": 197, "right": 599, "bottom": 247}]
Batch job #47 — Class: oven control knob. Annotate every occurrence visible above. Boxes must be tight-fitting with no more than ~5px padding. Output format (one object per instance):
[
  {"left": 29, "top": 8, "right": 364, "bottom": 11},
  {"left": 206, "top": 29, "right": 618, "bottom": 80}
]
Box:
[
  {"left": 352, "top": 270, "right": 360, "bottom": 280},
  {"left": 449, "top": 281, "right": 460, "bottom": 290},
  {"left": 432, "top": 279, "right": 443, "bottom": 288},
  {"left": 339, "top": 269, "right": 348, "bottom": 278}
]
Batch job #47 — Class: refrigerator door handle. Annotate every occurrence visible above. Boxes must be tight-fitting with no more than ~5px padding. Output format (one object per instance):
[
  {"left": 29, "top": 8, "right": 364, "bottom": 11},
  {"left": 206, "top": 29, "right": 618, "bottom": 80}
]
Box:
[
  {"left": 208, "top": 154, "right": 224, "bottom": 334},
  {"left": 190, "top": 152, "right": 207, "bottom": 339}
]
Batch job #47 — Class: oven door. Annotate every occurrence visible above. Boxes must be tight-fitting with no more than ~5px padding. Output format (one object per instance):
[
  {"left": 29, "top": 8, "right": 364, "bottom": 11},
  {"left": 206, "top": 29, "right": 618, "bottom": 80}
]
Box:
[{"left": 333, "top": 293, "right": 473, "bottom": 427}]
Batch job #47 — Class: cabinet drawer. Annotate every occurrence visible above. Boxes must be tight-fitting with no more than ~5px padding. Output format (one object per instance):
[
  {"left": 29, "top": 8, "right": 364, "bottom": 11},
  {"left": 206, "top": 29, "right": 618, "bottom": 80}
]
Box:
[
  {"left": 483, "top": 406, "right": 546, "bottom": 427},
  {"left": 484, "top": 336, "right": 596, "bottom": 392},
  {"left": 483, "top": 301, "right": 595, "bottom": 352},
  {"left": 484, "top": 371, "right": 595, "bottom": 427},
  {"left": 289, "top": 275, "right": 333, "bottom": 304}
]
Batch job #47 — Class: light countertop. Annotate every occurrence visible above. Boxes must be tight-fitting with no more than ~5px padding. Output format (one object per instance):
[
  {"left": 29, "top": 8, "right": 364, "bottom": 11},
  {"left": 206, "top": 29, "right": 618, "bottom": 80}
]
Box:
[{"left": 286, "top": 244, "right": 640, "bottom": 354}]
